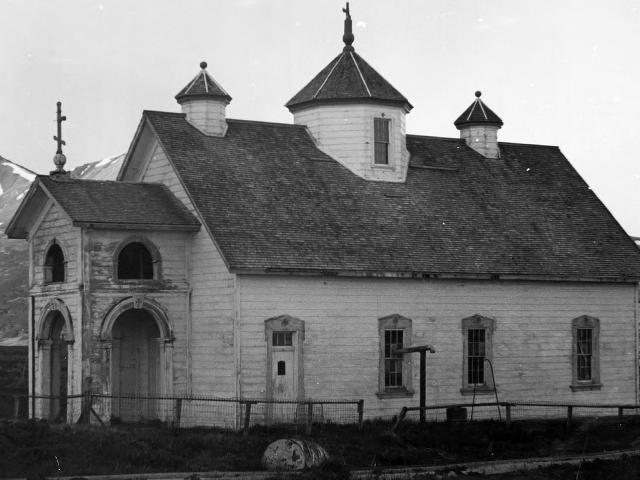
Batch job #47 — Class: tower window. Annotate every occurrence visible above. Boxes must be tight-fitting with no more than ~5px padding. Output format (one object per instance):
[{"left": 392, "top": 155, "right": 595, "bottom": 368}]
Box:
[
  {"left": 44, "top": 243, "right": 65, "bottom": 283},
  {"left": 117, "top": 242, "right": 154, "bottom": 279},
  {"left": 374, "top": 117, "right": 390, "bottom": 165}
]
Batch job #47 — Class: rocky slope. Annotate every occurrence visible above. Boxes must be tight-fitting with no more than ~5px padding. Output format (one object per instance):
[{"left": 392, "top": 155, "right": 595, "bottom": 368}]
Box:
[{"left": 0, "top": 154, "right": 124, "bottom": 343}]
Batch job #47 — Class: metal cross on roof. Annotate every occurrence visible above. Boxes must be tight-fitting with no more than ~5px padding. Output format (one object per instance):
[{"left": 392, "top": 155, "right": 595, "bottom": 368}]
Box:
[
  {"left": 51, "top": 101, "right": 68, "bottom": 174},
  {"left": 53, "top": 101, "right": 66, "bottom": 154}
]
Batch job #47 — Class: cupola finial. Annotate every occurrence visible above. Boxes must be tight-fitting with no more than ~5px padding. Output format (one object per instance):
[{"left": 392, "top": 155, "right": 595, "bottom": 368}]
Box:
[
  {"left": 342, "top": 2, "right": 354, "bottom": 52},
  {"left": 51, "top": 101, "right": 67, "bottom": 175}
]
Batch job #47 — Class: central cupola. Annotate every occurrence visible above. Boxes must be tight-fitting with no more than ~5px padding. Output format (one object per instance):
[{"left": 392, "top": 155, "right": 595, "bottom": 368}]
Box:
[
  {"left": 176, "top": 61, "right": 231, "bottom": 137},
  {"left": 286, "top": 3, "right": 412, "bottom": 182}
]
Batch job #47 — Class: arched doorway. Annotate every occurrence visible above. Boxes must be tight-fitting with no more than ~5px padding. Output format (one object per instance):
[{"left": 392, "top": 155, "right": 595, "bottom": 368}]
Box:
[
  {"left": 111, "top": 309, "right": 160, "bottom": 421},
  {"left": 38, "top": 300, "right": 74, "bottom": 422},
  {"left": 100, "top": 296, "right": 173, "bottom": 422},
  {"left": 48, "top": 312, "right": 69, "bottom": 422}
]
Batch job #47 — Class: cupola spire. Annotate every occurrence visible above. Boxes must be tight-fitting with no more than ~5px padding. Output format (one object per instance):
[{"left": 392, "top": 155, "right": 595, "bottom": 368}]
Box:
[
  {"left": 454, "top": 91, "right": 503, "bottom": 159},
  {"left": 175, "top": 61, "right": 231, "bottom": 137},
  {"left": 342, "top": 2, "right": 354, "bottom": 52},
  {"left": 51, "top": 101, "right": 68, "bottom": 175}
]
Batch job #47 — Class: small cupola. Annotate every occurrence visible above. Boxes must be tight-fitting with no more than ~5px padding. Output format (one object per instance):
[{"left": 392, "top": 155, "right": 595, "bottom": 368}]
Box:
[
  {"left": 175, "top": 61, "right": 231, "bottom": 137},
  {"left": 286, "top": 3, "right": 412, "bottom": 182},
  {"left": 454, "top": 91, "right": 503, "bottom": 159}
]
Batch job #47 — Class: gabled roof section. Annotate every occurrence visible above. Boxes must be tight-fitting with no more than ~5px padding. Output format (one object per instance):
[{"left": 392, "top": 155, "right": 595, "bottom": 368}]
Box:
[
  {"left": 175, "top": 62, "right": 231, "bottom": 103},
  {"left": 143, "top": 110, "right": 640, "bottom": 282},
  {"left": 454, "top": 92, "right": 503, "bottom": 128},
  {"left": 6, "top": 175, "right": 200, "bottom": 238},
  {"left": 286, "top": 51, "right": 412, "bottom": 112}
]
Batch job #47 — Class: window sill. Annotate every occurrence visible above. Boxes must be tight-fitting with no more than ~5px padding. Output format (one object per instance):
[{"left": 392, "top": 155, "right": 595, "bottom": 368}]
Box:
[
  {"left": 460, "top": 386, "right": 495, "bottom": 396},
  {"left": 376, "top": 389, "right": 414, "bottom": 399},
  {"left": 371, "top": 164, "right": 395, "bottom": 170},
  {"left": 570, "top": 383, "right": 602, "bottom": 392}
]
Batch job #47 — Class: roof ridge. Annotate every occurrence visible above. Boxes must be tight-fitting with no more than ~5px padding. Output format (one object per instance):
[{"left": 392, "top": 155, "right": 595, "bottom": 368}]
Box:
[
  {"left": 226, "top": 118, "right": 306, "bottom": 128},
  {"left": 498, "top": 141, "right": 561, "bottom": 149},
  {"left": 182, "top": 73, "right": 201, "bottom": 96},
  {"left": 144, "top": 110, "right": 186, "bottom": 117},
  {"left": 313, "top": 53, "right": 345, "bottom": 99},
  {"left": 205, "top": 71, "right": 231, "bottom": 98},
  {"left": 406, "top": 134, "right": 463, "bottom": 142},
  {"left": 476, "top": 99, "right": 488, "bottom": 120},
  {"left": 350, "top": 52, "right": 371, "bottom": 97}
]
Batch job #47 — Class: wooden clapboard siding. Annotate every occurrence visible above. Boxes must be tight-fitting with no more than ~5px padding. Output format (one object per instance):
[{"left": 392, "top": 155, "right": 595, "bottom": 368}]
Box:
[
  {"left": 31, "top": 203, "right": 80, "bottom": 288},
  {"left": 294, "top": 103, "right": 409, "bottom": 182},
  {"left": 29, "top": 203, "right": 83, "bottom": 412},
  {"left": 141, "top": 146, "right": 237, "bottom": 398},
  {"left": 238, "top": 275, "right": 637, "bottom": 418}
]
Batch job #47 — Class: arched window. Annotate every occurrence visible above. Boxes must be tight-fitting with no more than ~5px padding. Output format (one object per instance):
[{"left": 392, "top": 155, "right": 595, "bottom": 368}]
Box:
[
  {"left": 44, "top": 243, "right": 65, "bottom": 283},
  {"left": 117, "top": 242, "right": 154, "bottom": 280}
]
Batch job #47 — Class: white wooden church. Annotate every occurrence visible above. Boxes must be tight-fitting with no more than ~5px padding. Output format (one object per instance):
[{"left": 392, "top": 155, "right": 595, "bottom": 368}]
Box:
[{"left": 7, "top": 5, "right": 640, "bottom": 425}]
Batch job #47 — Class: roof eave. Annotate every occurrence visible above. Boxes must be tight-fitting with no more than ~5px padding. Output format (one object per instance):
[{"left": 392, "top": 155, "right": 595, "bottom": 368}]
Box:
[
  {"left": 229, "top": 266, "right": 640, "bottom": 283},
  {"left": 286, "top": 97, "right": 413, "bottom": 114},
  {"left": 72, "top": 221, "right": 201, "bottom": 232},
  {"left": 4, "top": 178, "right": 45, "bottom": 239}
]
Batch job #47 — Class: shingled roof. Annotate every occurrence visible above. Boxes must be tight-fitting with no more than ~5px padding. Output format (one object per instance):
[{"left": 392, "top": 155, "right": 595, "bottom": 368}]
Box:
[
  {"left": 175, "top": 62, "right": 231, "bottom": 103},
  {"left": 141, "top": 110, "right": 640, "bottom": 281},
  {"left": 40, "top": 176, "right": 200, "bottom": 230},
  {"left": 454, "top": 92, "right": 503, "bottom": 127},
  {"left": 286, "top": 51, "right": 412, "bottom": 111}
]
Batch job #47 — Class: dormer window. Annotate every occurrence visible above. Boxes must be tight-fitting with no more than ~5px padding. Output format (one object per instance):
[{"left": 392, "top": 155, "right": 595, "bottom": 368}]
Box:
[
  {"left": 374, "top": 117, "right": 390, "bottom": 165},
  {"left": 44, "top": 243, "right": 65, "bottom": 283},
  {"left": 117, "top": 242, "right": 154, "bottom": 280}
]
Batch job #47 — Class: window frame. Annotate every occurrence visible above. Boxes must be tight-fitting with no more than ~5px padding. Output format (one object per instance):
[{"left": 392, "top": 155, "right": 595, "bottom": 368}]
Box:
[
  {"left": 43, "top": 240, "right": 66, "bottom": 285},
  {"left": 571, "top": 315, "right": 601, "bottom": 391},
  {"left": 377, "top": 314, "right": 413, "bottom": 398},
  {"left": 461, "top": 314, "right": 495, "bottom": 395},
  {"left": 113, "top": 236, "right": 161, "bottom": 282},
  {"left": 373, "top": 117, "right": 391, "bottom": 165}
]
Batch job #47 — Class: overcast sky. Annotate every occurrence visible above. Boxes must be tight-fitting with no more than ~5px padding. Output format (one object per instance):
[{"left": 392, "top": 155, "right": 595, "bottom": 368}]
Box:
[{"left": 1, "top": 0, "right": 639, "bottom": 235}]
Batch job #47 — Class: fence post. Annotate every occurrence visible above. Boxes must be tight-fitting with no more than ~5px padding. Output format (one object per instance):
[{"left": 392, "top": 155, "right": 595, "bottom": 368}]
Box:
[
  {"left": 618, "top": 407, "right": 624, "bottom": 425},
  {"left": 13, "top": 395, "right": 21, "bottom": 420},
  {"left": 243, "top": 401, "right": 252, "bottom": 436},
  {"left": 566, "top": 406, "right": 573, "bottom": 428},
  {"left": 505, "top": 403, "right": 511, "bottom": 428},
  {"left": 392, "top": 407, "right": 408, "bottom": 432},
  {"left": 305, "top": 401, "right": 313, "bottom": 435},
  {"left": 357, "top": 400, "right": 364, "bottom": 431},
  {"left": 174, "top": 398, "right": 182, "bottom": 428}
]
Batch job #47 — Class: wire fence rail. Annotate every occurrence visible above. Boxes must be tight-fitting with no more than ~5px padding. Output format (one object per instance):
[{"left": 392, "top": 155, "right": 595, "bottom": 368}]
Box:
[
  {"left": 0, "top": 391, "right": 364, "bottom": 434},
  {"left": 393, "top": 400, "right": 640, "bottom": 431}
]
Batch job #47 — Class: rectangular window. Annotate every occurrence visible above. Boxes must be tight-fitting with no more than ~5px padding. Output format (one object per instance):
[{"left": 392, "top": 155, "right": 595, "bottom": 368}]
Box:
[
  {"left": 467, "top": 329, "right": 486, "bottom": 385},
  {"left": 272, "top": 331, "right": 293, "bottom": 347},
  {"left": 576, "top": 328, "right": 592, "bottom": 381},
  {"left": 377, "top": 315, "right": 413, "bottom": 397},
  {"left": 461, "top": 315, "right": 494, "bottom": 395},
  {"left": 374, "top": 117, "right": 390, "bottom": 165},
  {"left": 571, "top": 316, "right": 601, "bottom": 391},
  {"left": 384, "top": 329, "right": 404, "bottom": 388}
]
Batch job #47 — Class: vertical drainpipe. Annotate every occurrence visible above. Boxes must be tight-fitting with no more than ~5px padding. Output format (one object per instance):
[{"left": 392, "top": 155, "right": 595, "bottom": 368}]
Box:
[
  {"left": 30, "top": 295, "right": 35, "bottom": 417},
  {"left": 635, "top": 282, "right": 639, "bottom": 404}
]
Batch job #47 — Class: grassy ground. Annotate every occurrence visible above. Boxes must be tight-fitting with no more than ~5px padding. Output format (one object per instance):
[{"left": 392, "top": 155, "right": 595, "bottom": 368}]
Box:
[
  {"left": 1, "top": 417, "right": 639, "bottom": 478},
  {"left": 483, "top": 456, "right": 640, "bottom": 480}
]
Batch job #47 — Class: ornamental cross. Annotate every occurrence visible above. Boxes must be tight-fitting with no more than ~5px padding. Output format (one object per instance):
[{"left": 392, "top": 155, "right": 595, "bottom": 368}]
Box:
[
  {"left": 342, "top": 2, "right": 350, "bottom": 18},
  {"left": 53, "top": 101, "right": 67, "bottom": 154}
]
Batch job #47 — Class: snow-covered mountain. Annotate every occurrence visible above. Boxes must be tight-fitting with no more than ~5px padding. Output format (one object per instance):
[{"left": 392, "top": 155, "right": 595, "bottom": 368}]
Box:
[{"left": 0, "top": 154, "right": 124, "bottom": 342}]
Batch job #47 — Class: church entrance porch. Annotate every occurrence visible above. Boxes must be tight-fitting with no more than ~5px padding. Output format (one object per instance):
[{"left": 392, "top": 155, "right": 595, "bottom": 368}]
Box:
[{"left": 98, "top": 296, "right": 174, "bottom": 423}]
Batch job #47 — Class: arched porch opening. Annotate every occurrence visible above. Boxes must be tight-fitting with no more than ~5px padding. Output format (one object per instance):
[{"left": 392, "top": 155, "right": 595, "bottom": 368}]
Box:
[
  {"left": 99, "top": 296, "right": 173, "bottom": 422},
  {"left": 38, "top": 300, "right": 74, "bottom": 422}
]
